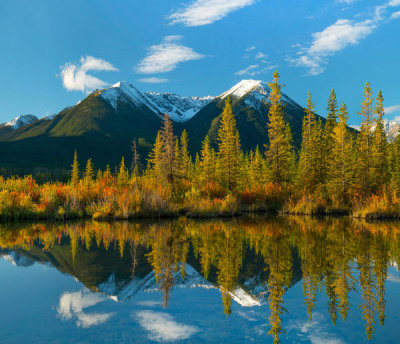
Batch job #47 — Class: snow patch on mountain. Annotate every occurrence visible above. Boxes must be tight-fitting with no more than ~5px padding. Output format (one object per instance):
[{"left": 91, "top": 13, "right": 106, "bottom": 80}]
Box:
[
  {"left": 218, "top": 79, "right": 299, "bottom": 110},
  {"left": 371, "top": 119, "right": 400, "bottom": 141},
  {"left": 1, "top": 251, "right": 35, "bottom": 267},
  {"left": 3, "top": 114, "right": 38, "bottom": 129},
  {"left": 144, "top": 92, "right": 214, "bottom": 122},
  {"left": 99, "top": 81, "right": 155, "bottom": 111},
  {"left": 98, "top": 264, "right": 262, "bottom": 307}
]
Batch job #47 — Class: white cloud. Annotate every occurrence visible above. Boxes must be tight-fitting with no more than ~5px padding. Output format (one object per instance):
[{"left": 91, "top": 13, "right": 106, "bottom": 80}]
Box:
[
  {"left": 135, "top": 310, "right": 199, "bottom": 342},
  {"left": 337, "top": 0, "right": 358, "bottom": 4},
  {"left": 57, "top": 290, "right": 114, "bottom": 328},
  {"left": 136, "top": 36, "right": 205, "bottom": 74},
  {"left": 390, "top": 10, "right": 400, "bottom": 19},
  {"left": 60, "top": 56, "right": 118, "bottom": 93},
  {"left": 246, "top": 46, "right": 257, "bottom": 51},
  {"left": 168, "top": 0, "right": 256, "bottom": 27},
  {"left": 288, "top": 312, "right": 347, "bottom": 344},
  {"left": 138, "top": 77, "right": 169, "bottom": 83},
  {"left": 289, "top": 19, "right": 376, "bottom": 75},
  {"left": 235, "top": 64, "right": 276, "bottom": 76},
  {"left": 385, "top": 105, "right": 400, "bottom": 114},
  {"left": 395, "top": 116, "right": 400, "bottom": 122},
  {"left": 289, "top": 0, "right": 400, "bottom": 75},
  {"left": 255, "top": 52, "right": 267, "bottom": 59}
]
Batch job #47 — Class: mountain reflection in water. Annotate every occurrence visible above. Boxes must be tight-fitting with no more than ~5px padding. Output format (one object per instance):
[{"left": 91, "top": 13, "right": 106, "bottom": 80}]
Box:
[{"left": 1, "top": 216, "right": 400, "bottom": 343}]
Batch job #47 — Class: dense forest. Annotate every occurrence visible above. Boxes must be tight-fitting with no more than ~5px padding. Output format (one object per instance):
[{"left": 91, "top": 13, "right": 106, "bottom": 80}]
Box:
[{"left": 1, "top": 72, "right": 400, "bottom": 221}]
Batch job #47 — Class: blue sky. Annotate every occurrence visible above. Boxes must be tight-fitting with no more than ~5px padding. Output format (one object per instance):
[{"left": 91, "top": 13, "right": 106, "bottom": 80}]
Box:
[{"left": 1, "top": 0, "right": 400, "bottom": 126}]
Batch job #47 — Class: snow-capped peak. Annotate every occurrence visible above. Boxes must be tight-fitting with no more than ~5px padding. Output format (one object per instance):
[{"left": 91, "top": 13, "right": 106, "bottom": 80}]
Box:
[
  {"left": 219, "top": 79, "right": 270, "bottom": 100},
  {"left": 144, "top": 92, "right": 214, "bottom": 122},
  {"left": 99, "top": 81, "right": 153, "bottom": 110},
  {"left": 99, "top": 81, "right": 214, "bottom": 122},
  {"left": 4, "top": 114, "right": 38, "bottom": 129},
  {"left": 371, "top": 119, "right": 400, "bottom": 141}
]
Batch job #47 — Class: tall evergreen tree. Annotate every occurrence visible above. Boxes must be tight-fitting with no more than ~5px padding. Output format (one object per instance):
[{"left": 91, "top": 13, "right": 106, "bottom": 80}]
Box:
[
  {"left": 83, "top": 158, "right": 95, "bottom": 184},
  {"left": 322, "top": 89, "right": 338, "bottom": 183},
  {"left": 148, "top": 131, "right": 163, "bottom": 179},
  {"left": 356, "top": 82, "right": 374, "bottom": 195},
  {"left": 327, "top": 102, "right": 354, "bottom": 203},
  {"left": 265, "top": 71, "right": 294, "bottom": 185},
  {"left": 70, "top": 150, "right": 80, "bottom": 186},
  {"left": 217, "top": 98, "right": 241, "bottom": 190},
  {"left": 160, "top": 114, "right": 178, "bottom": 184},
  {"left": 298, "top": 91, "right": 319, "bottom": 192},
  {"left": 371, "top": 90, "right": 388, "bottom": 190},
  {"left": 179, "top": 130, "right": 191, "bottom": 180},
  {"left": 131, "top": 139, "right": 141, "bottom": 176},
  {"left": 199, "top": 135, "right": 216, "bottom": 185}
]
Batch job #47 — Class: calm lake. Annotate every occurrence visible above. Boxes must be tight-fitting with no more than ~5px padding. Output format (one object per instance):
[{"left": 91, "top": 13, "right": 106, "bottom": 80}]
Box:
[{"left": 1, "top": 216, "right": 400, "bottom": 343}]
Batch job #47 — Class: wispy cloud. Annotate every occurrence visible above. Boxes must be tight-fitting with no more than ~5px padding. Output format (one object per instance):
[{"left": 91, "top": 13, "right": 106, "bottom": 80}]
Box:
[
  {"left": 168, "top": 0, "right": 256, "bottom": 27},
  {"left": 255, "top": 52, "right": 267, "bottom": 59},
  {"left": 385, "top": 105, "right": 400, "bottom": 114},
  {"left": 138, "top": 77, "right": 169, "bottom": 84},
  {"left": 135, "top": 310, "right": 199, "bottom": 342},
  {"left": 235, "top": 63, "right": 275, "bottom": 76},
  {"left": 136, "top": 36, "right": 205, "bottom": 74},
  {"left": 60, "top": 56, "right": 118, "bottom": 93},
  {"left": 390, "top": 10, "right": 400, "bottom": 19},
  {"left": 337, "top": 0, "right": 358, "bottom": 4},
  {"left": 246, "top": 46, "right": 256, "bottom": 51},
  {"left": 289, "top": 0, "right": 400, "bottom": 75},
  {"left": 57, "top": 290, "right": 114, "bottom": 328}
]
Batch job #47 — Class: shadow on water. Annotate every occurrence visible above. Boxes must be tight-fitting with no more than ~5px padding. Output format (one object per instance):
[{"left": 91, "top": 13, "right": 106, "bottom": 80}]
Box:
[{"left": 1, "top": 215, "right": 400, "bottom": 343}]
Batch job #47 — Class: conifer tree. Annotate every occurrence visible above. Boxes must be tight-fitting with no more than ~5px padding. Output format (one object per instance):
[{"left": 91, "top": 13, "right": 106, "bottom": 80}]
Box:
[
  {"left": 131, "top": 139, "right": 141, "bottom": 177},
  {"left": 117, "top": 157, "right": 129, "bottom": 186},
  {"left": 356, "top": 82, "right": 374, "bottom": 195},
  {"left": 83, "top": 158, "right": 94, "bottom": 184},
  {"left": 160, "top": 114, "right": 178, "bottom": 184},
  {"left": 179, "top": 130, "right": 191, "bottom": 180},
  {"left": 70, "top": 150, "right": 80, "bottom": 186},
  {"left": 148, "top": 131, "right": 163, "bottom": 179},
  {"left": 390, "top": 132, "right": 400, "bottom": 192},
  {"left": 371, "top": 90, "right": 388, "bottom": 190},
  {"left": 298, "top": 91, "right": 319, "bottom": 192},
  {"left": 265, "top": 71, "right": 294, "bottom": 185},
  {"left": 327, "top": 102, "right": 354, "bottom": 203},
  {"left": 217, "top": 98, "right": 241, "bottom": 190},
  {"left": 199, "top": 135, "right": 216, "bottom": 185},
  {"left": 322, "top": 89, "right": 338, "bottom": 182}
]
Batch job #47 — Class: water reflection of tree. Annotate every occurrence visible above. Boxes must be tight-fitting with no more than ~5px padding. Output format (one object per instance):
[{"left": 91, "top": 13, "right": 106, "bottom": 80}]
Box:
[{"left": 1, "top": 217, "right": 400, "bottom": 342}]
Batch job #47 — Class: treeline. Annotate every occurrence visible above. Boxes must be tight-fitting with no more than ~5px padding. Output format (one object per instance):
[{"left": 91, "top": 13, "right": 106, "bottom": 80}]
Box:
[{"left": 1, "top": 71, "right": 400, "bottom": 220}]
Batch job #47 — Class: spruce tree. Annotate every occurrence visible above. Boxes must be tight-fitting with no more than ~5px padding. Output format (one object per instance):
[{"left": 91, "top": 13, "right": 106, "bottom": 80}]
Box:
[
  {"left": 216, "top": 98, "right": 241, "bottom": 190},
  {"left": 322, "top": 89, "right": 338, "bottom": 183},
  {"left": 298, "top": 91, "right": 319, "bottom": 192},
  {"left": 131, "top": 139, "right": 141, "bottom": 177},
  {"left": 371, "top": 90, "right": 388, "bottom": 191},
  {"left": 117, "top": 157, "right": 129, "bottom": 186},
  {"left": 160, "top": 114, "right": 178, "bottom": 184},
  {"left": 356, "top": 82, "right": 374, "bottom": 195},
  {"left": 180, "top": 130, "right": 191, "bottom": 180},
  {"left": 328, "top": 102, "right": 354, "bottom": 203},
  {"left": 265, "top": 71, "right": 293, "bottom": 185},
  {"left": 199, "top": 135, "right": 216, "bottom": 185},
  {"left": 83, "top": 158, "right": 95, "bottom": 184},
  {"left": 70, "top": 150, "right": 80, "bottom": 186},
  {"left": 148, "top": 131, "right": 163, "bottom": 179}
]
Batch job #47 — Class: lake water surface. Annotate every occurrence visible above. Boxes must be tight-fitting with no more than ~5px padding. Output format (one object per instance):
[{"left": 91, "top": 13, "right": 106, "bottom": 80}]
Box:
[{"left": 1, "top": 216, "right": 400, "bottom": 343}]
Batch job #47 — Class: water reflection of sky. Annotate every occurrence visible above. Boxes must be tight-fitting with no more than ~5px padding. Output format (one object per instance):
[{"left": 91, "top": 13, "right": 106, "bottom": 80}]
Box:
[{"left": 1, "top": 256, "right": 400, "bottom": 343}]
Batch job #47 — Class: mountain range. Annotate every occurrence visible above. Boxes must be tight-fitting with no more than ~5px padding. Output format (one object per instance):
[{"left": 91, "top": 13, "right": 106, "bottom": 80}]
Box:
[{"left": 1, "top": 79, "right": 392, "bottom": 173}]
